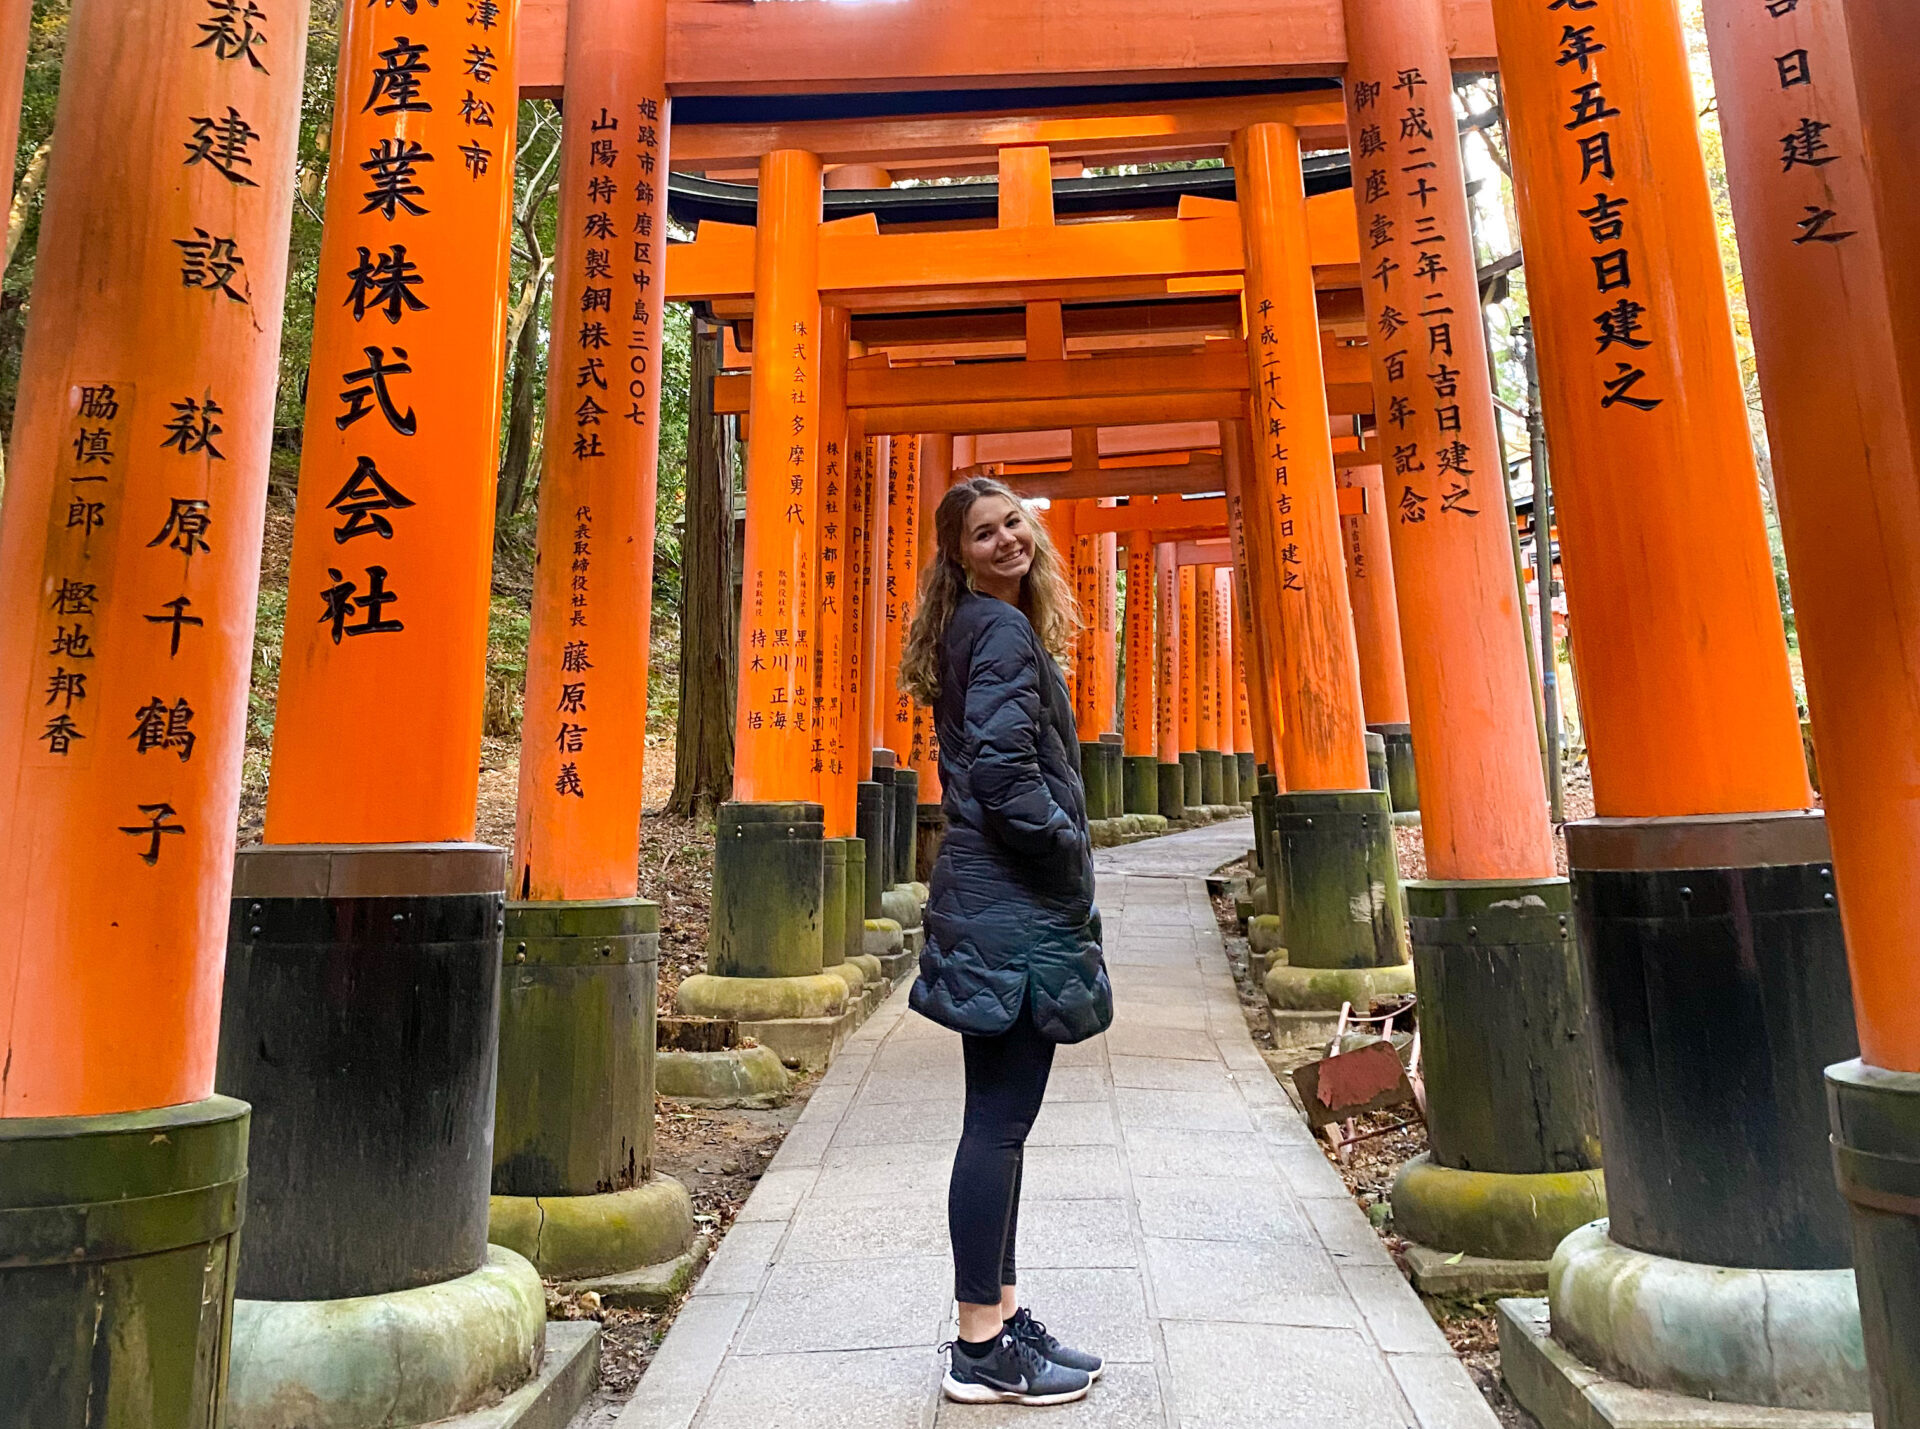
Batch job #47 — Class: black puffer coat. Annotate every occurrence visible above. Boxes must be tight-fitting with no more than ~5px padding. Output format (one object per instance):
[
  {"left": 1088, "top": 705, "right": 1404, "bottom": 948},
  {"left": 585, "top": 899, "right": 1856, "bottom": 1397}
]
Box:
[{"left": 910, "top": 591, "right": 1112, "bottom": 1043}]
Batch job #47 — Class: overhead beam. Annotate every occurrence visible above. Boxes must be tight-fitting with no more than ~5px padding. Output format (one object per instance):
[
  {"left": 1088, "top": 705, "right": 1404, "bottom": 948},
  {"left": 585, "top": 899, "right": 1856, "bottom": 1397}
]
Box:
[
  {"left": 667, "top": 193, "right": 1358, "bottom": 310},
  {"left": 518, "top": 0, "right": 1499, "bottom": 98},
  {"left": 666, "top": 94, "right": 1347, "bottom": 172},
  {"left": 1075, "top": 497, "right": 1227, "bottom": 538},
  {"left": 1174, "top": 539, "right": 1236, "bottom": 567},
  {"left": 975, "top": 423, "right": 1226, "bottom": 463},
  {"left": 1003, "top": 458, "right": 1229, "bottom": 502}
]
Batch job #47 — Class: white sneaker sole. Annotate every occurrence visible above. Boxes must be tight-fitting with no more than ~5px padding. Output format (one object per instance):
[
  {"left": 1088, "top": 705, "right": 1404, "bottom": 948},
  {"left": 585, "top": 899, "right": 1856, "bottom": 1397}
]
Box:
[{"left": 942, "top": 1373, "right": 1092, "bottom": 1406}]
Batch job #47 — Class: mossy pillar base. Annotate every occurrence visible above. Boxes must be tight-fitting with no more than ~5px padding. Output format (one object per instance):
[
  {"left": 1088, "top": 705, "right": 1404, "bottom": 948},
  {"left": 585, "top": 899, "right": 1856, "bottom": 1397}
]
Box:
[
  {"left": 1237, "top": 754, "right": 1258, "bottom": 799},
  {"left": 1200, "top": 750, "right": 1225, "bottom": 807},
  {"left": 495, "top": 899, "right": 660, "bottom": 1199},
  {"left": 915, "top": 804, "right": 946, "bottom": 884},
  {"left": 1124, "top": 755, "right": 1160, "bottom": 815},
  {"left": 1827, "top": 1060, "right": 1920, "bottom": 1426},
  {"left": 219, "top": 843, "right": 507, "bottom": 1301},
  {"left": 1267, "top": 789, "right": 1405, "bottom": 971},
  {"left": 1221, "top": 755, "right": 1242, "bottom": 808},
  {"left": 842, "top": 837, "right": 868, "bottom": 965},
  {"left": 890, "top": 770, "right": 919, "bottom": 891},
  {"left": 709, "top": 802, "right": 825, "bottom": 980},
  {"left": 0, "top": 1096, "right": 249, "bottom": 1429},
  {"left": 1181, "top": 752, "right": 1203, "bottom": 809},
  {"left": 1158, "top": 762, "right": 1186, "bottom": 821},
  {"left": 1371, "top": 721, "right": 1419, "bottom": 813},
  {"left": 1397, "top": 878, "right": 1604, "bottom": 1260},
  {"left": 856, "top": 781, "right": 888, "bottom": 918},
  {"left": 821, "top": 838, "right": 851, "bottom": 969},
  {"left": 1569, "top": 812, "right": 1858, "bottom": 1270},
  {"left": 1250, "top": 790, "right": 1275, "bottom": 915},
  {"left": 1080, "top": 742, "right": 1113, "bottom": 821},
  {"left": 1100, "top": 741, "right": 1125, "bottom": 821}
]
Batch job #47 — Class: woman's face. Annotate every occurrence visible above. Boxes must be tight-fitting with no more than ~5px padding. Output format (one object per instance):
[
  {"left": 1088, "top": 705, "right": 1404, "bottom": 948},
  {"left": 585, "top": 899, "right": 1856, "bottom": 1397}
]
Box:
[{"left": 959, "top": 493, "right": 1035, "bottom": 600}]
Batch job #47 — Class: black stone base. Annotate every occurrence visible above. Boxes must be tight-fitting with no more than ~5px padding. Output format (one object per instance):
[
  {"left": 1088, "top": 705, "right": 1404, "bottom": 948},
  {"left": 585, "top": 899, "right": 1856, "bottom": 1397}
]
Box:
[
  {"left": 1158, "top": 762, "right": 1186, "bottom": 822},
  {"left": 220, "top": 843, "right": 507, "bottom": 1301},
  {"left": 1181, "top": 752, "right": 1203, "bottom": 808},
  {"left": 856, "top": 780, "right": 889, "bottom": 916},
  {"left": 891, "top": 770, "right": 919, "bottom": 888},
  {"left": 1406, "top": 878, "right": 1599, "bottom": 1175},
  {"left": 1569, "top": 812, "right": 1858, "bottom": 1269},
  {"left": 495, "top": 899, "right": 660, "bottom": 1199},
  {"left": 821, "top": 838, "right": 851, "bottom": 967},
  {"left": 1370, "top": 722, "right": 1419, "bottom": 813},
  {"left": 842, "top": 837, "right": 868, "bottom": 963},
  {"left": 1200, "top": 750, "right": 1225, "bottom": 807},
  {"left": 1828, "top": 1059, "right": 1920, "bottom": 1426},
  {"left": 0, "top": 1096, "right": 249, "bottom": 1428},
  {"left": 710, "top": 802, "right": 826, "bottom": 979},
  {"left": 1364, "top": 732, "right": 1389, "bottom": 796},
  {"left": 1124, "top": 755, "right": 1160, "bottom": 815},
  {"left": 1238, "top": 754, "right": 1258, "bottom": 796},
  {"left": 1267, "top": 789, "right": 1404, "bottom": 969},
  {"left": 1220, "top": 753, "right": 1242, "bottom": 808}
]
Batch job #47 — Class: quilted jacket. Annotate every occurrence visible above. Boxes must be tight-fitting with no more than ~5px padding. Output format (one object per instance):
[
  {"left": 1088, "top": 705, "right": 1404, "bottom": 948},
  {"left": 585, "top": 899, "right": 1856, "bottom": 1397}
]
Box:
[{"left": 909, "top": 591, "right": 1113, "bottom": 1043}]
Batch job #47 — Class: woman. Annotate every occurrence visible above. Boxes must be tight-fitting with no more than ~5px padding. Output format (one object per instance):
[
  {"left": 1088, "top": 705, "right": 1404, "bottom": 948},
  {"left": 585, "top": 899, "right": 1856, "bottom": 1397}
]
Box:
[{"left": 902, "top": 477, "right": 1114, "bottom": 1407}]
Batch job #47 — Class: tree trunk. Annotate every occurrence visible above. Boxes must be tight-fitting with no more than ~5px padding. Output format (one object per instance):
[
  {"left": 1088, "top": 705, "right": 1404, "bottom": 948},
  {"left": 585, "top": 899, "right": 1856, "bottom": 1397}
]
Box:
[
  {"left": 495, "top": 260, "right": 551, "bottom": 535},
  {"left": 668, "top": 314, "right": 737, "bottom": 820},
  {"left": 4, "top": 138, "right": 50, "bottom": 275}
]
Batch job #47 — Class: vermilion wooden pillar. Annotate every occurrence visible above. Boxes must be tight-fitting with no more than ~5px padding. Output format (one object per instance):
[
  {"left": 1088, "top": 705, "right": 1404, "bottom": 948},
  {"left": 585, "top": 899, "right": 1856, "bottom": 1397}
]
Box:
[
  {"left": 1097, "top": 525, "right": 1119, "bottom": 736},
  {"left": 913, "top": 433, "right": 950, "bottom": 806},
  {"left": 1489, "top": 0, "right": 1857, "bottom": 1408},
  {"left": 1705, "top": 1, "right": 1920, "bottom": 1415},
  {"left": 1343, "top": 0, "right": 1589, "bottom": 1287},
  {"left": 1212, "top": 566, "right": 1242, "bottom": 805},
  {"left": 0, "top": 7, "right": 308, "bottom": 1408},
  {"left": 1229, "top": 577, "right": 1258, "bottom": 798},
  {"left": 880, "top": 434, "right": 920, "bottom": 762},
  {"left": 1235, "top": 117, "right": 1404, "bottom": 985},
  {"left": 1155, "top": 541, "right": 1186, "bottom": 818},
  {"left": 1177, "top": 560, "right": 1202, "bottom": 806},
  {"left": 1121, "top": 533, "right": 1159, "bottom": 814},
  {"left": 0, "top": 0, "right": 29, "bottom": 231},
  {"left": 1225, "top": 420, "right": 1287, "bottom": 783},
  {"left": 859, "top": 433, "right": 890, "bottom": 770}
]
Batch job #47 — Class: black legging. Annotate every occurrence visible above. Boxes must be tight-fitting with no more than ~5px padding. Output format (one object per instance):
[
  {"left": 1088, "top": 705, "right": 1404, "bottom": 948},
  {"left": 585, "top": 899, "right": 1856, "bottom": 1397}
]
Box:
[{"left": 950, "top": 1000, "right": 1056, "bottom": 1306}]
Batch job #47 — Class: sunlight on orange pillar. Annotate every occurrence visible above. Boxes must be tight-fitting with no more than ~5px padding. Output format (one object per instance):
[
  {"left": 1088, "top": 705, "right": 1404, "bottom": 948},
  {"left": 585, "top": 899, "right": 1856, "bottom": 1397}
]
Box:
[
  {"left": 1346, "top": 0, "right": 1556, "bottom": 879},
  {"left": 1337, "top": 467, "right": 1411, "bottom": 729},
  {"left": 1096, "top": 526, "right": 1119, "bottom": 735},
  {"left": 1156, "top": 543, "right": 1181, "bottom": 767},
  {"left": 1225, "top": 422, "right": 1288, "bottom": 778},
  {"left": 1704, "top": 0, "right": 1920, "bottom": 1070},
  {"left": 880, "top": 433, "right": 920, "bottom": 760},
  {"left": 0, "top": 0, "right": 30, "bottom": 227},
  {"left": 815, "top": 306, "right": 854, "bottom": 834},
  {"left": 1178, "top": 562, "right": 1200, "bottom": 755},
  {"left": 855, "top": 433, "right": 888, "bottom": 768},
  {"left": 511, "top": 0, "right": 666, "bottom": 900},
  {"left": 732, "top": 149, "right": 822, "bottom": 803},
  {"left": 0, "top": 0, "right": 308, "bottom": 1116},
  {"left": 1123, "top": 534, "right": 1156, "bottom": 758},
  {"left": 912, "top": 433, "right": 951, "bottom": 801},
  {"left": 1234, "top": 121, "right": 1370, "bottom": 792},
  {"left": 1490, "top": 0, "right": 1807, "bottom": 819},
  {"left": 267, "top": 0, "right": 520, "bottom": 844},
  {"left": 1195, "top": 563, "right": 1220, "bottom": 752},
  {"left": 1213, "top": 568, "right": 1236, "bottom": 756}
]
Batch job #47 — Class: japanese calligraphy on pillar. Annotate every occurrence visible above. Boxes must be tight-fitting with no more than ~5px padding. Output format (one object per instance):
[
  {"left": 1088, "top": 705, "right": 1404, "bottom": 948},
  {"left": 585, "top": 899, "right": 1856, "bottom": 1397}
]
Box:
[
  {"left": 883, "top": 435, "right": 919, "bottom": 752},
  {"left": 816, "top": 432, "right": 844, "bottom": 782},
  {"left": 1155, "top": 544, "right": 1180, "bottom": 765},
  {"left": 266, "top": 0, "right": 521, "bottom": 842},
  {"left": 839, "top": 430, "right": 869, "bottom": 779}
]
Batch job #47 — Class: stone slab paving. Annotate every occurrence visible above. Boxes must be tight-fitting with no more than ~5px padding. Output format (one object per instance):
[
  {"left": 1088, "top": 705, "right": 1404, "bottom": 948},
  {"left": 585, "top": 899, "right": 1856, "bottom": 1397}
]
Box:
[{"left": 614, "top": 820, "right": 1496, "bottom": 1429}]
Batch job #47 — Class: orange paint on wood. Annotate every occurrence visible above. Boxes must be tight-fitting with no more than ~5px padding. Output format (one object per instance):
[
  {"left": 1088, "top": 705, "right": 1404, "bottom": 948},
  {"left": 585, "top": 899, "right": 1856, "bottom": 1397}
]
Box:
[
  {"left": 912, "top": 432, "right": 951, "bottom": 802},
  {"left": 1155, "top": 543, "right": 1182, "bottom": 766},
  {"left": 0, "top": 0, "right": 30, "bottom": 227},
  {"left": 856, "top": 433, "right": 889, "bottom": 768},
  {"left": 1705, "top": 0, "right": 1920, "bottom": 1070},
  {"left": 0, "top": 0, "right": 309, "bottom": 1116},
  {"left": 1178, "top": 562, "right": 1200, "bottom": 755},
  {"left": 1096, "top": 522, "right": 1119, "bottom": 736},
  {"left": 1234, "top": 121, "right": 1370, "bottom": 792},
  {"left": 816, "top": 306, "right": 855, "bottom": 834},
  {"left": 1336, "top": 465, "right": 1411, "bottom": 728},
  {"left": 512, "top": 0, "right": 667, "bottom": 900},
  {"left": 1230, "top": 580, "right": 1257, "bottom": 760},
  {"left": 1123, "top": 534, "right": 1157, "bottom": 758},
  {"left": 732, "top": 149, "right": 822, "bottom": 802},
  {"left": 269, "top": 0, "right": 520, "bottom": 845},
  {"left": 1490, "top": 0, "right": 1807, "bottom": 818},
  {"left": 1195, "top": 563, "right": 1220, "bottom": 753},
  {"left": 880, "top": 434, "right": 921, "bottom": 760}
]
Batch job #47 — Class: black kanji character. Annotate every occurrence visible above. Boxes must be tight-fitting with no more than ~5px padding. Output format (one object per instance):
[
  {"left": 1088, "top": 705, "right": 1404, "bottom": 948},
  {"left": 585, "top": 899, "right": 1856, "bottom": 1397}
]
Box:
[
  {"left": 148, "top": 498, "right": 213, "bottom": 556},
  {"left": 1594, "top": 298, "right": 1651, "bottom": 351},
  {"left": 52, "top": 579, "right": 99, "bottom": 616},
  {"left": 361, "top": 139, "right": 434, "bottom": 219},
  {"left": 1780, "top": 117, "right": 1838, "bottom": 169},
  {"left": 1557, "top": 24, "right": 1605, "bottom": 72},
  {"left": 145, "top": 596, "right": 204, "bottom": 655},
  {"left": 555, "top": 763, "right": 584, "bottom": 797},
  {"left": 346, "top": 244, "right": 427, "bottom": 323},
  {"left": 337, "top": 346, "right": 417, "bottom": 435},
  {"left": 365, "top": 36, "right": 432, "bottom": 114},
  {"left": 161, "top": 397, "right": 225, "bottom": 458},
  {"left": 327, "top": 455, "right": 415, "bottom": 541},
  {"left": 1579, "top": 190, "right": 1630, "bottom": 242},
  {"left": 561, "top": 640, "right": 592, "bottom": 672},
  {"left": 319, "top": 566, "right": 405, "bottom": 641},
  {"left": 1600, "top": 361, "right": 1663, "bottom": 411},
  {"left": 184, "top": 107, "right": 261, "bottom": 186},
  {"left": 130, "top": 697, "right": 197, "bottom": 762},
  {"left": 119, "top": 803, "right": 186, "bottom": 866},
  {"left": 1793, "top": 206, "right": 1857, "bottom": 245},
  {"left": 461, "top": 90, "right": 495, "bottom": 126},
  {"left": 77, "top": 384, "right": 120, "bottom": 420},
  {"left": 44, "top": 666, "right": 86, "bottom": 710},
  {"left": 197, "top": 0, "right": 269, "bottom": 70},
  {"left": 176, "top": 229, "right": 249, "bottom": 302},
  {"left": 73, "top": 428, "right": 114, "bottom": 465},
  {"left": 39, "top": 713, "right": 83, "bottom": 755}
]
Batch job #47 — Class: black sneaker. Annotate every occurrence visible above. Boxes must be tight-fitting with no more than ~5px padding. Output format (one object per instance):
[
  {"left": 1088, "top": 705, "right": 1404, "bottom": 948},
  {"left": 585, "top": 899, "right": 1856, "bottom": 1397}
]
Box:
[
  {"left": 941, "top": 1330, "right": 1093, "bottom": 1405},
  {"left": 1007, "top": 1307, "right": 1105, "bottom": 1382}
]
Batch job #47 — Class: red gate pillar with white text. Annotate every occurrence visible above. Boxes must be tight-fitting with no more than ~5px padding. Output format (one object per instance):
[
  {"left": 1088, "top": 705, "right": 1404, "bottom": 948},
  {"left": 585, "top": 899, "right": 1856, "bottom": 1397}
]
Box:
[
  {"left": 487, "top": 0, "right": 694, "bottom": 1291},
  {"left": 1489, "top": 0, "right": 1855, "bottom": 1408},
  {"left": 1122, "top": 532, "right": 1160, "bottom": 816},
  {"left": 1235, "top": 117, "right": 1408, "bottom": 1010},
  {"left": 1705, "top": 0, "right": 1920, "bottom": 1412},
  {"left": 1155, "top": 542, "right": 1187, "bottom": 820},
  {"left": 228, "top": 3, "right": 554, "bottom": 1414},
  {"left": 676, "top": 149, "right": 849, "bottom": 1067},
  {"left": 1345, "top": 0, "right": 1600, "bottom": 1283},
  {"left": 0, "top": 1, "right": 307, "bottom": 1414}
]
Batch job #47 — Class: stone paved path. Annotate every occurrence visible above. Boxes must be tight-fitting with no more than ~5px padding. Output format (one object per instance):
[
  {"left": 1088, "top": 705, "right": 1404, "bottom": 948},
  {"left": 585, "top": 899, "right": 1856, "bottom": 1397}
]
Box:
[{"left": 615, "top": 820, "right": 1497, "bottom": 1429}]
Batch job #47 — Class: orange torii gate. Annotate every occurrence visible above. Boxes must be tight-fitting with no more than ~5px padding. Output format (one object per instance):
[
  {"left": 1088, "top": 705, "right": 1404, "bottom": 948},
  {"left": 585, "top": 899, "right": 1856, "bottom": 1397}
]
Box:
[{"left": 4, "top": 0, "right": 1917, "bottom": 1420}]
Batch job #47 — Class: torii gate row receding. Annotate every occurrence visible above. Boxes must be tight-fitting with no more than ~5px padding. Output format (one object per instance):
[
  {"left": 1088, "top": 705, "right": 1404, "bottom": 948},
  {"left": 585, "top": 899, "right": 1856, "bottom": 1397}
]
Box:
[{"left": 1, "top": 0, "right": 1917, "bottom": 1425}]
